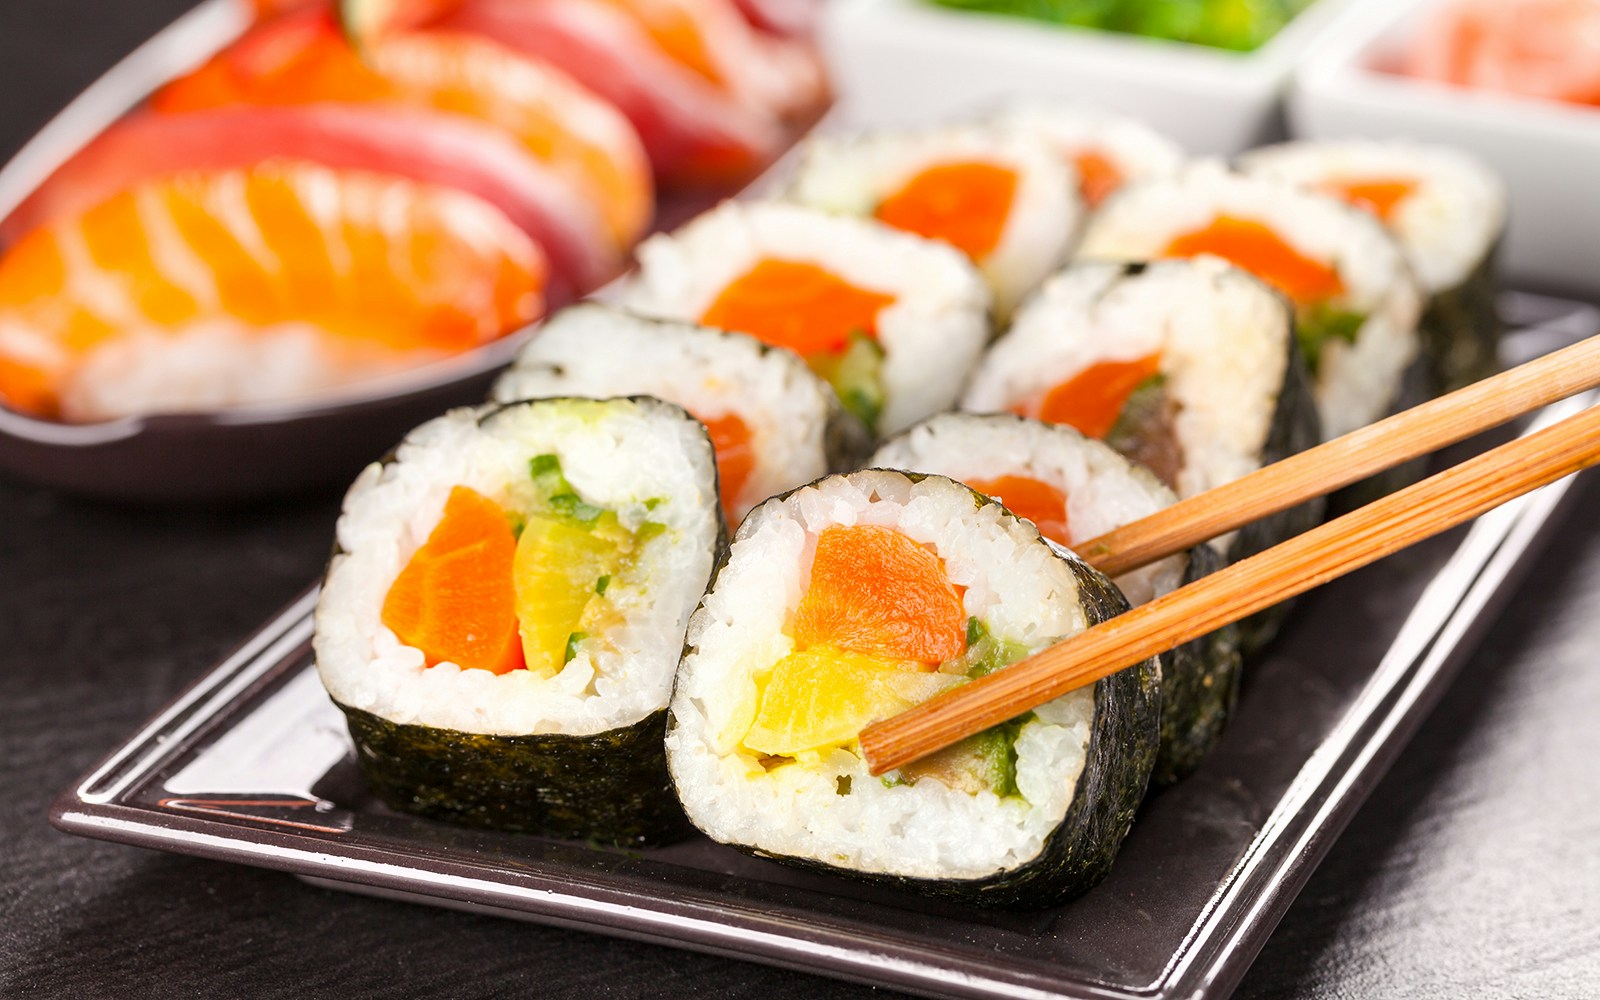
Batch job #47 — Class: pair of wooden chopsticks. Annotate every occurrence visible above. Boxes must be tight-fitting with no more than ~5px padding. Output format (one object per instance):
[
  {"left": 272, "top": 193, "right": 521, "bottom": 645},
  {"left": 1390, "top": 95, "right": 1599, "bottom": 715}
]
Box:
[{"left": 859, "top": 334, "right": 1600, "bottom": 776}]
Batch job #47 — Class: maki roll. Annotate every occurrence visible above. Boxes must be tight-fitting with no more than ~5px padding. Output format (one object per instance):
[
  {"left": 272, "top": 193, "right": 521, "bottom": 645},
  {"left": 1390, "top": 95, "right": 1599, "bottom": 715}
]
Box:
[
  {"left": 618, "top": 201, "right": 991, "bottom": 437},
  {"left": 490, "top": 304, "right": 871, "bottom": 525},
  {"left": 994, "top": 103, "right": 1186, "bottom": 209},
  {"left": 665, "top": 469, "right": 1160, "bottom": 908},
  {"left": 1238, "top": 139, "right": 1507, "bottom": 392},
  {"left": 962, "top": 258, "right": 1322, "bottom": 559},
  {"left": 871, "top": 413, "right": 1240, "bottom": 785},
  {"left": 961, "top": 258, "right": 1322, "bottom": 651},
  {"left": 314, "top": 396, "right": 722, "bottom": 845},
  {"left": 783, "top": 125, "right": 1082, "bottom": 316},
  {"left": 1076, "top": 160, "right": 1424, "bottom": 439}
]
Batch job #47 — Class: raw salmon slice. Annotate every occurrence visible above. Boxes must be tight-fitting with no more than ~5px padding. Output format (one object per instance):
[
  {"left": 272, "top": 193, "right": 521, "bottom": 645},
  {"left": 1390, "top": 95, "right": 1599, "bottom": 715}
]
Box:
[
  {"left": 438, "top": 0, "right": 787, "bottom": 186},
  {"left": 0, "top": 162, "right": 545, "bottom": 421},
  {"left": 967, "top": 475, "right": 1070, "bottom": 545},
  {"left": 1163, "top": 216, "right": 1345, "bottom": 306},
  {"left": 873, "top": 160, "right": 1019, "bottom": 260},
  {"left": 699, "top": 258, "right": 894, "bottom": 356},
  {"left": 155, "top": 10, "right": 652, "bottom": 248},
  {"left": 3, "top": 104, "right": 612, "bottom": 305}
]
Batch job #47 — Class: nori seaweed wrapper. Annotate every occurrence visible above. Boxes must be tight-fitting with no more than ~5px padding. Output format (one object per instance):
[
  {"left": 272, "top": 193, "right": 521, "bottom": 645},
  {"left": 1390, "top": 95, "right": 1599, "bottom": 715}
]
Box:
[
  {"left": 338, "top": 703, "right": 693, "bottom": 847},
  {"left": 1150, "top": 541, "right": 1241, "bottom": 786},
  {"left": 1418, "top": 241, "right": 1503, "bottom": 394},
  {"left": 674, "top": 482, "right": 1160, "bottom": 909},
  {"left": 317, "top": 396, "right": 726, "bottom": 848}
]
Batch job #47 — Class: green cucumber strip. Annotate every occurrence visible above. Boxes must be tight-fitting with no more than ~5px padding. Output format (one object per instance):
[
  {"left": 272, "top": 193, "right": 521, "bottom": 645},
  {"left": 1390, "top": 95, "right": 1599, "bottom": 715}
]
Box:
[
  {"left": 808, "top": 331, "right": 885, "bottom": 430},
  {"left": 563, "top": 631, "right": 586, "bottom": 664},
  {"left": 1298, "top": 305, "right": 1365, "bottom": 375}
]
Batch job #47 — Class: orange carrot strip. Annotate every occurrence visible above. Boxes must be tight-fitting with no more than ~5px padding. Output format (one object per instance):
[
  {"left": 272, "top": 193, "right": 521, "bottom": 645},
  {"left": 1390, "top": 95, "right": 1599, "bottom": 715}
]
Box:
[
  {"left": 1164, "top": 216, "right": 1345, "bottom": 305},
  {"left": 700, "top": 258, "right": 895, "bottom": 356},
  {"left": 789, "top": 524, "right": 967, "bottom": 665},
  {"left": 1025, "top": 354, "right": 1162, "bottom": 441},
  {"left": 382, "top": 485, "right": 526, "bottom": 674},
  {"left": 968, "top": 475, "right": 1070, "bottom": 546},
  {"left": 873, "top": 160, "right": 1018, "bottom": 260}
]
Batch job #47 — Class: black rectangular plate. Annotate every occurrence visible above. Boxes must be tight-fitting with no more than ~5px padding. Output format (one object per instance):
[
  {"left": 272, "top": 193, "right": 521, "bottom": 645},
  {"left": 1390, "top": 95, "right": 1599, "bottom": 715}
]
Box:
[{"left": 51, "top": 294, "right": 1600, "bottom": 1000}]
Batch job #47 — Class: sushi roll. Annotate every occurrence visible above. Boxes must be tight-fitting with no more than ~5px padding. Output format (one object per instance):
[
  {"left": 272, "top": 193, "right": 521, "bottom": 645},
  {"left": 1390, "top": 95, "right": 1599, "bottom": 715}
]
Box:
[
  {"left": 1238, "top": 139, "right": 1507, "bottom": 392},
  {"left": 314, "top": 396, "right": 723, "bottom": 845},
  {"left": 960, "top": 258, "right": 1322, "bottom": 651},
  {"left": 617, "top": 201, "right": 992, "bottom": 437},
  {"left": 871, "top": 413, "right": 1240, "bottom": 785},
  {"left": 993, "top": 103, "right": 1186, "bottom": 209},
  {"left": 1076, "top": 160, "right": 1424, "bottom": 439},
  {"left": 784, "top": 125, "right": 1082, "bottom": 316},
  {"left": 490, "top": 304, "right": 871, "bottom": 525},
  {"left": 665, "top": 469, "right": 1160, "bottom": 908}
]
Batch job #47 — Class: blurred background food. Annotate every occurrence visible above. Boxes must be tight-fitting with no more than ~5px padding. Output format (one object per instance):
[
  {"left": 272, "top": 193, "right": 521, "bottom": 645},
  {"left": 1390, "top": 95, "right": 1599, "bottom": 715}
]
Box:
[
  {"left": 923, "top": 0, "right": 1320, "bottom": 51},
  {"left": 0, "top": 0, "right": 825, "bottom": 425}
]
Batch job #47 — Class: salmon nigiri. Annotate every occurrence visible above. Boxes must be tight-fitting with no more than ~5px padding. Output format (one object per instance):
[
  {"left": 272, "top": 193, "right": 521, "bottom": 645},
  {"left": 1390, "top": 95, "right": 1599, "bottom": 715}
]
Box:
[
  {"left": 0, "top": 162, "right": 545, "bottom": 421},
  {"left": 3, "top": 103, "right": 611, "bottom": 305},
  {"left": 153, "top": 9, "right": 653, "bottom": 249}
]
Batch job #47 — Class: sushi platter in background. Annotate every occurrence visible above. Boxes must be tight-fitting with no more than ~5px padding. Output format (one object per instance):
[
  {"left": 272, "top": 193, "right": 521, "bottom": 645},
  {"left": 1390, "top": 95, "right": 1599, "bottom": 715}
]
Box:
[
  {"left": 0, "top": 0, "right": 825, "bottom": 499},
  {"left": 20, "top": 0, "right": 1600, "bottom": 997}
]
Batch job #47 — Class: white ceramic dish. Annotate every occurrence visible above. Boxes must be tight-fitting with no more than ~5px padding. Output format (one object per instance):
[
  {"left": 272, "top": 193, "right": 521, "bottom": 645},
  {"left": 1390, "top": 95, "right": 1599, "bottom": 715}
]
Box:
[
  {"left": 1289, "top": 0, "right": 1600, "bottom": 298},
  {"left": 820, "top": 0, "right": 1381, "bottom": 155}
]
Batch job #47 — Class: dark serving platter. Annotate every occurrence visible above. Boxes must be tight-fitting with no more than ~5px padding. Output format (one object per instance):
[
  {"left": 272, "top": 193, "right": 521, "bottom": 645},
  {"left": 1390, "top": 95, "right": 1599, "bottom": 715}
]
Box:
[
  {"left": 0, "top": 0, "right": 547, "bottom": 501},
  {"left": 0, "top": 0, "right": 753, "bottom": 502},
  {"left": 50, "top": 296, "right": 1599, "bottom": 998}
]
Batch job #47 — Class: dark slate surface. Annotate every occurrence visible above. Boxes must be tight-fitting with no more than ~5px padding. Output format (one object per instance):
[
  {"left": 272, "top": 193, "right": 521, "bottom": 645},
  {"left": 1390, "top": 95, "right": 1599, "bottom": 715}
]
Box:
[{"left": 2, "top": 4, "right": 1599, "bottom": 998}]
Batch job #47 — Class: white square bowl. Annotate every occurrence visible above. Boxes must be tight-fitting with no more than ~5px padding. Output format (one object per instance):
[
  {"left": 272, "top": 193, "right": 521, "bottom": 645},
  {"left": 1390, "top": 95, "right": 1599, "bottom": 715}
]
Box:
[
  {"left": 820, "top": 0, "right": 1381, "bottom": 155},
  {"left": 1290, "top": 0, "right": 1600, "bottom": 297}
]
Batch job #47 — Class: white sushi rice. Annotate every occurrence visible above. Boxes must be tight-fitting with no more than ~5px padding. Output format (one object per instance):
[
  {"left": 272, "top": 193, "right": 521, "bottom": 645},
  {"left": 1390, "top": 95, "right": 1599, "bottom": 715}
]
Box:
[
  {"left": 963, "top": 258, "right": 1290, "bottom": 515},
  {"left": 492, "top": 304, "right": 841, "bottom": 525},
  {"left": 45, "top": 320, "right": 443, "bottom": 421},
  {"left": 315, "top": 397, "right": 720, "bottom": 737},
  {"left": 784, "top": 125, "right": 1081, "bottom": 316},
  {"left": 1238, "top": 139, "right": 1506, "bottom": 294},
  {"left": 666, "top": 470, "right": 1100, "bottom": 881},
  {"left": 871, "top": 413, "right": 1184, "bottom": 606},
  {"left": 1076, "top": 160, "right": 1423, "bottom": 438},
  {"left": 618, "top": 201, "right": 991, "bottom": 436},
  {"left": 993, "top": 102, "right": 1186, "bottom": 207}
]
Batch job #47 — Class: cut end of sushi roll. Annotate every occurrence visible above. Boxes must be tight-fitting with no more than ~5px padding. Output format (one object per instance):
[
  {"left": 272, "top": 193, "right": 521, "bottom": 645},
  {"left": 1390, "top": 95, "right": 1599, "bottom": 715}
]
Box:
[
  {"left": 491, "top": 304, "right": 870, "bottom": 526},
  {"left": 665, "top": 469, "right": 1159, "bottom": 907},
  {"left": 784, "top": 124, "right": 1083, "bottom": 317},
  {"left": 872, "top": 413, "right": 1241, "bottom": 785},
  {"left": 1076, "top": 160, "right": 1424, "bottom": 439},
  {"left": 992, "top": 102, "right": 1186, "bottom": 209},
  {"left": 961, "top": 258, "right": 1322, "bottom": 651},
  {"left": 314, "top": 395, "right": 722, "bottom": 843},
  {"left": 1239, "top": 139, "right": 1506, "bottom": 392},
  {"left": 618, "top": 200, "right": 991, "bottom": 437},
  {"left": 963, "top": 258, "right": 1315, "bottom": 509}
]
